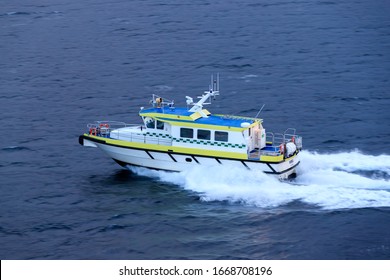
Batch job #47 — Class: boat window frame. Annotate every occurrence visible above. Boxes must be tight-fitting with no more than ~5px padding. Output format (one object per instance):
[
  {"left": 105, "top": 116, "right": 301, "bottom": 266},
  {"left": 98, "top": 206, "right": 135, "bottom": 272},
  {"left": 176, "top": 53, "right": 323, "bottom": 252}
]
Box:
[
  {"left": 180, "top": 128, "right": 194, "bottom": 139},
  {"left": 197, "top": 129, "right": 211, "bottom": 140},
  {"left": 215, "top": 131, "right": 229, "bottom": 142},
  {"left": 156, "top": 120, "right": 164, "bottom": 130},
  {"left": 145, "top": 118, "right": 155, "bottom": 129}
]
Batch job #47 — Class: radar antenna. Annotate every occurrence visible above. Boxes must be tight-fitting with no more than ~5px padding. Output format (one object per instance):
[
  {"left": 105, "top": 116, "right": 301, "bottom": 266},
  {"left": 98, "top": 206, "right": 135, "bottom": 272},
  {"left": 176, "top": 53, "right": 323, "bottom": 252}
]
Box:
[{"left": 187, "top": 74, "right": 220, "bottom": 117}]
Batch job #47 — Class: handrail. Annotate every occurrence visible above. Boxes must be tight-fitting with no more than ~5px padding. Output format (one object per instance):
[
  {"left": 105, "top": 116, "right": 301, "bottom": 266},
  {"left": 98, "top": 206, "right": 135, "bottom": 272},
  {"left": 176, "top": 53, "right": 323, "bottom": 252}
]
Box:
[
  {"left": 86, "top": 122, "right": 173, "bottom": 146},
  {"left": 284, "top": 128, "right": 296, "bottom": 135},
  {"left": 87, "top": 121, "right": 140, "bottom": 129},
  {"left": 263, "top": 128, "right": 303, "bottom": 151},
  {"left": 110, "top": 130, "right": 172, "bottom": 146},
  {"left": 217, "top": 114, "right": 262, "bottom": 122}
]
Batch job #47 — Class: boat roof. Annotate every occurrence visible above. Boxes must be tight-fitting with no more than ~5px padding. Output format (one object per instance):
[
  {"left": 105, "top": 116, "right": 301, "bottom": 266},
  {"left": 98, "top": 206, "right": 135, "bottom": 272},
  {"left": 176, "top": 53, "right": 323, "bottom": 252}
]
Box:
[{"left": 140, "top": 107, "right": 261, "bottom": 129}]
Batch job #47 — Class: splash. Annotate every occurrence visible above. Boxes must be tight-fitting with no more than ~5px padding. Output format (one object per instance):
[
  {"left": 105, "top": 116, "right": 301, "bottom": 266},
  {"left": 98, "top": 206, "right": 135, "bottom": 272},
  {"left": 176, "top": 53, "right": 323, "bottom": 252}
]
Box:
[{"left": 129, "top": 150, "right": 390, "bottom": 210}]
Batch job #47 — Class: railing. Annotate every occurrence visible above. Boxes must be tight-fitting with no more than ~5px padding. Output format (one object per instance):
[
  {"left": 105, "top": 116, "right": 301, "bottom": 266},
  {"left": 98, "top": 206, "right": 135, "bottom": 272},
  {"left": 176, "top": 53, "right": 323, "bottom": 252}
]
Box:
[
  {"left": 260, "top": 128, "right": 303, "bottom": 157},
  {"left": 86, "top": 121, "right": 172, "bottom": 146},
  {"left": 110, "top": 130, "right": 173, "bottom": 146},
  {"left": 217, "top": 114, "right": 261, "bottom": 122},
  {"left": 265, "top": 132, "right": 284, "bottom": 146},
  {"left": 266, "top": 128, "right": 301, "bottom": 146},
  {"left": 87, "top": 121, "right": 140, "bottom": 138},
  {"left": 87, "top": 121, "right": 138, "bottom": 130}
]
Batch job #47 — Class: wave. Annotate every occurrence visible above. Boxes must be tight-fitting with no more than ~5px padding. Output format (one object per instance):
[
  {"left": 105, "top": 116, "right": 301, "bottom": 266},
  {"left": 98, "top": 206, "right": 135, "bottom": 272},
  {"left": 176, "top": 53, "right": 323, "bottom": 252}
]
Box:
[
  {"left": 129, "top": 150, "right": 390, "bottom": 210},
  {"left": 2, "top": 11, "right": 62, "bottom": 17},
  {"left": 2, "top": 146, "right": 32, "bottom": 151},
  {"left": 4, "top": 12, "right": 32, "bottom": 16}
]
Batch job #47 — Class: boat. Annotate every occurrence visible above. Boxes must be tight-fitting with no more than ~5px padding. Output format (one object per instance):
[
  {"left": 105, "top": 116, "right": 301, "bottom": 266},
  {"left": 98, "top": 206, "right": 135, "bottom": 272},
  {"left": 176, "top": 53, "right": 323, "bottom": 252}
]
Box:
[{"left": 79, "top": 75, "right": 303, "bottom": 179}]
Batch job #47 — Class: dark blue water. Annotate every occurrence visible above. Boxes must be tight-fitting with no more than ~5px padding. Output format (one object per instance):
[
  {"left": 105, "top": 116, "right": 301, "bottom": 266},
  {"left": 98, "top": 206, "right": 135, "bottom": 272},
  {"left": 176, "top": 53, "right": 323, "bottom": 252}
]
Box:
[{"left": 1, "top": 0, "right": 390, "bottom": 259}]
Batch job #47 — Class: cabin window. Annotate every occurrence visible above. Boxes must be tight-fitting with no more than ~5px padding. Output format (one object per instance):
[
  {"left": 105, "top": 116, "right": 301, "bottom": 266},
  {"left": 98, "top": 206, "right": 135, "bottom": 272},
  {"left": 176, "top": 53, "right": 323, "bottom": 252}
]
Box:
[
  {"left": 156, "top": 120, "right": 164, "bottom": 130},
  {"left": 197, "top": 129, "right": 211, "bottom": 140},
  {"left": 146, "top": 118, "right": 155, "bottom": 129},
  {"left": 180, "top": 128, "right": 193, "bottom": 138},
  {"left": 215, "top": 131, "right": 228, "bottom": 142}
]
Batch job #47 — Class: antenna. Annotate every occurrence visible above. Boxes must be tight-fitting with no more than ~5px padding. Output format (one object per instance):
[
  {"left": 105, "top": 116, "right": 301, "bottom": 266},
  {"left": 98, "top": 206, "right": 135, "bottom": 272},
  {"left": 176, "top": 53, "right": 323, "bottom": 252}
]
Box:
[
  {"left": 187, "top": 74, "right": 220, "bottom": 116},
  {"left": 255, "top": 104, "right": 265, "bottom": 119},
  {"left": 215, "top": 73, "right": 219, "bottom": 92}
]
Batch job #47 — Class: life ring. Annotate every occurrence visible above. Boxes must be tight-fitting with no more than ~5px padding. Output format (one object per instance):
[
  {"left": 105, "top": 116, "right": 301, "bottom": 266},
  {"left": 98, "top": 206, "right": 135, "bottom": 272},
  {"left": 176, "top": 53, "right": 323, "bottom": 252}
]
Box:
[
  {"left": 89, "top": 128, "right": 97, "bottom": 136},
  {"left": 99, "top": 123, "right": 109, "bottom": 128}
]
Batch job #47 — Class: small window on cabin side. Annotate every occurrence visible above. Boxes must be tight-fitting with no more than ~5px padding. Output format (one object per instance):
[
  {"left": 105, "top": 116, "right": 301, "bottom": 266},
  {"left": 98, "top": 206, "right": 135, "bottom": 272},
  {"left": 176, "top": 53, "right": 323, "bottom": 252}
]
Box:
[
  {"left": 180, "top": 128, "right": 193, "bottom": 138},
  {"left": 146, "top": 118, "right": 155, "bottom": 129},
  {"left": 156, "top": 120, "right": 164, "bottom": 130},
  {"left": 197, "top": 129, "right": 211, "bottom": 140},
  {"left": 215, "top": 131, "right": 228, "bottom": 142}
]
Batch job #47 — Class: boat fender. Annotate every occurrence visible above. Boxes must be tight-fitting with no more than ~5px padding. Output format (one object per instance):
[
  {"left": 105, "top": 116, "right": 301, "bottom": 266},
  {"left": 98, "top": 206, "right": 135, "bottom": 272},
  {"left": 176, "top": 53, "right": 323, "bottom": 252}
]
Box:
[
  {"left": 279, "top": 143, "right": 284, "bottom": 155},
  {"left": 286, "top": 142, "right": 297, "bottom": 157},
  {"left": 89, "top": 128, "right": 97, "bottom": 136}
]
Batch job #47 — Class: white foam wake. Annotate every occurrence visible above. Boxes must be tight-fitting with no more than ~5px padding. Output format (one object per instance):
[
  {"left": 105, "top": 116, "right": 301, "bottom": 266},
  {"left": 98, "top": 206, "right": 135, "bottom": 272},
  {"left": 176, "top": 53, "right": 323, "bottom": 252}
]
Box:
[{"left": 130, "top": 150, "right": 390, "bottom": 210}]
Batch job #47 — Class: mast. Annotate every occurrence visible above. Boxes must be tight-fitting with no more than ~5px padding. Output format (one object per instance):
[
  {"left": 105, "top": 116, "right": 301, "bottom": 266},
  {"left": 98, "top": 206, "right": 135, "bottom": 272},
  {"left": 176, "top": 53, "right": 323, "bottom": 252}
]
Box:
[{"left": 187, "top": 74, "right": 220, "bottom": 117}]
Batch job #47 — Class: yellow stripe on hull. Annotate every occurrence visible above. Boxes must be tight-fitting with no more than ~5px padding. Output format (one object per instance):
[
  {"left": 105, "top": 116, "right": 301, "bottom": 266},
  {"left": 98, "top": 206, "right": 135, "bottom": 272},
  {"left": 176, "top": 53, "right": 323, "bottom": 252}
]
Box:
[
  {"left": 260, "top": 153, "right": 298, "bottom": 163},
  {"left": 260, "top": 154, "right": 284, "bottom": 162}
]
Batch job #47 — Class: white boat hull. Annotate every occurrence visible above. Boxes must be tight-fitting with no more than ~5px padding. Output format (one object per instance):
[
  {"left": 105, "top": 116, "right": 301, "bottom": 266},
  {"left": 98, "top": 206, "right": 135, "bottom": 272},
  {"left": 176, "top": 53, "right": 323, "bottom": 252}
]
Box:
[{"left": 80, "top": 136, "right": 299, "bottom": 180}]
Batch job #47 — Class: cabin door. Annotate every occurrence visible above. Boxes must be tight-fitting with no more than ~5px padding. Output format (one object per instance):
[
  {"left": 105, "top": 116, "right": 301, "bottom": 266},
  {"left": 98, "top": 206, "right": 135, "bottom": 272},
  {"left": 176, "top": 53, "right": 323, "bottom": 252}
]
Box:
[
  {"left": 248, "top": 128, "right": 256, "bottom": 151},
  {"left": 254, "top": 128, "right": 260, "bottom": 149}
]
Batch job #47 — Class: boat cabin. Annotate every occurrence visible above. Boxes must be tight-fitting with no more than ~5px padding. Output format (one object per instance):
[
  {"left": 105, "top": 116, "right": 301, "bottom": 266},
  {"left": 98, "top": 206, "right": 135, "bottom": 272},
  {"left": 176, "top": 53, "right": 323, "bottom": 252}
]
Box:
[{"left": 139, "top": 104, "right": 266, "bottom": 155}]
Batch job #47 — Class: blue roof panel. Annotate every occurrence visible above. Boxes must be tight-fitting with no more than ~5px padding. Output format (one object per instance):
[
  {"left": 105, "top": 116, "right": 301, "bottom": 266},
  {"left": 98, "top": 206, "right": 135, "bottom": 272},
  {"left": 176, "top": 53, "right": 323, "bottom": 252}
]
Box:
[
  {"left": 141, "top": 107, "right": 193, "bottom": 116},
  {"left": 195, "top": 115, "right": 254, "bottom": 127},
  {"left": 140, "top": 107, "right": 256, "bottom": 128}
]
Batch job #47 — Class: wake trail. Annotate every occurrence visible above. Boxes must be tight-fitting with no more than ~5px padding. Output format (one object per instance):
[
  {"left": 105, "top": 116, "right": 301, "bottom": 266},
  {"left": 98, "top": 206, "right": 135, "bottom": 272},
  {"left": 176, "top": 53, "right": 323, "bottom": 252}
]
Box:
[{"left": 130, "top": 150, "right": 390, "bottom": 210}]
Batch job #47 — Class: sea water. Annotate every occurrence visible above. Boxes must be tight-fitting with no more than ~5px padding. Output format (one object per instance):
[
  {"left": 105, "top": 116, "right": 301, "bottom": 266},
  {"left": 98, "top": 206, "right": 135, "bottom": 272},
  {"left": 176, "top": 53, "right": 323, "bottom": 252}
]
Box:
[{"left": 1, "top": 0, "right": 389, "bottom": 259}]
